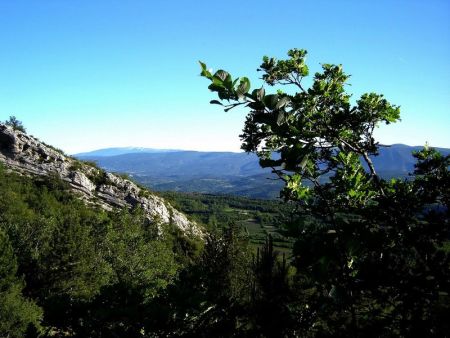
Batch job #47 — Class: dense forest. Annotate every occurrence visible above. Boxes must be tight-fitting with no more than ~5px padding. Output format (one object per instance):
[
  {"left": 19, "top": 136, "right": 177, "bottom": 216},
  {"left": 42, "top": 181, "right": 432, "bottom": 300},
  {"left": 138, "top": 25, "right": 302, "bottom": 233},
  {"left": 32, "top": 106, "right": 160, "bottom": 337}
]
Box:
[{"left": 0, "top": 164, "right": 200, "bottom": 336}]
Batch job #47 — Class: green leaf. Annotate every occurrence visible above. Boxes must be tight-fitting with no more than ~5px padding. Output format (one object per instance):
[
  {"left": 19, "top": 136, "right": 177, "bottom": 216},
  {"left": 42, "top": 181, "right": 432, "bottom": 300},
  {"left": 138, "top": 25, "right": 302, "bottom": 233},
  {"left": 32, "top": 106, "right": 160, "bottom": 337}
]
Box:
[
  {"left": 224, "top": 74, "right": 233, "bottom": 89},
  {"left": 199, "top": 61, "right": 212, "bottom": 79},
  {"left": 264, "top": 94, "right": 279, "bottom": 110},
  {"left": 276, "top": 111, "right": 286, "bottom": 125},
  {"left": 275, "top": 96, "right": 290, "bottom": 109},
  {"left": 236, "top": 77, "right": 251, "bottom": 99},
  {"left": 239, "top": 77, "right": 251, "bottom": 93},
  {"left": 214, "top": 70, "right": 229, "bottom": 82},
  {"left": 257, "top": 87, "right": 265, "bottom": 100},
  {"left": 208, "top": 83, "right": 225, "bottom": 92},
  {"left": 210, "top": 100, "right": 223, "bottom": 106}
]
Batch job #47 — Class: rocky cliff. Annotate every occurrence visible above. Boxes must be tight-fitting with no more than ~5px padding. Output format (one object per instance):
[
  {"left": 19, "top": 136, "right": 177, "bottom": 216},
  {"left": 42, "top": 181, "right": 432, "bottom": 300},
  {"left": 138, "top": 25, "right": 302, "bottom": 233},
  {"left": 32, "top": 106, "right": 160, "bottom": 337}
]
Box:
[{"left": 0, "top": 124, "right": 202, "bottom": 236}]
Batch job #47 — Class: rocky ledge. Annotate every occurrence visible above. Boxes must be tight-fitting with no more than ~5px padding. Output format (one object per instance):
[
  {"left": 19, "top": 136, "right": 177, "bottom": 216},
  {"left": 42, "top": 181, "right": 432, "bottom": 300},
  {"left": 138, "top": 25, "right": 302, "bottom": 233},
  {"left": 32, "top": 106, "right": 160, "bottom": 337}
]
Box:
[{"left": 0, "top": 124, "right": 202, "bottom": 236}]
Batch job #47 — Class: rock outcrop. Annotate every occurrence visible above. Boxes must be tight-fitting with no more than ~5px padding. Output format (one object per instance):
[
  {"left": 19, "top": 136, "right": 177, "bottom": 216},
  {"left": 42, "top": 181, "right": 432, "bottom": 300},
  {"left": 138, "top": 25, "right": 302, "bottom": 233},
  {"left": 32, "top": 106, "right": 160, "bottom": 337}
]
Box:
[{"left": 0, "top": 124, "right": 202, "bottom": 236}]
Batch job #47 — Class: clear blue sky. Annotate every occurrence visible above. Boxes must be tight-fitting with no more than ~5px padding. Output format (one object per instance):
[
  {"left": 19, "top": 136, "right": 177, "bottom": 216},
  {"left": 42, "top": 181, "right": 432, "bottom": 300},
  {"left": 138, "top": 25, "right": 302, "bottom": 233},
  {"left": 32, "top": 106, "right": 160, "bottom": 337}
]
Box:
[{"left": 1, "top": 0, "right": 449, "bottom": 153}]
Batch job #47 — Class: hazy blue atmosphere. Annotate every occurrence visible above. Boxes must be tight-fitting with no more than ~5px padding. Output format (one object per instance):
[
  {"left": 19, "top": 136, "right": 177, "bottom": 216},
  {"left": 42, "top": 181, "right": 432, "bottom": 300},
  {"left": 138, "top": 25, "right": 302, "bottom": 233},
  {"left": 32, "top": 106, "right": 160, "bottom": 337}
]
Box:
[{"left": 1, "top": 0, "right": 449, "bottom": 153}]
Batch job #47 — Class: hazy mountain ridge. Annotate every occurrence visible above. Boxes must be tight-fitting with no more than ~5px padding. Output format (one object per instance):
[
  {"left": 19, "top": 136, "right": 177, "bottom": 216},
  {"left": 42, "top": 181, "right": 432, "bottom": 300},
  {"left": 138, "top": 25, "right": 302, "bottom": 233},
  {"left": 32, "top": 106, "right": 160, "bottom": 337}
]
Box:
[
  {"left": 76, "top": 144, "right": 450, "bottom": 199},
  {"left": 77, "top": 151, "right": 269, "bottom": 176},
  {"left": 75, "top": 147, "right": 182, "bottom": 157}
]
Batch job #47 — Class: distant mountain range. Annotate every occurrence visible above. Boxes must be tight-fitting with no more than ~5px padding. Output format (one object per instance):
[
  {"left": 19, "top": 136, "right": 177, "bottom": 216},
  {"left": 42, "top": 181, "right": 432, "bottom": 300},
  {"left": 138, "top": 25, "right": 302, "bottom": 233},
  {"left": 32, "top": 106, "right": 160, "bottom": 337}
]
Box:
[
  {"left": 75, "top": 147, "right": 181, "bottom": 157},
  {"left": 75, "top": 144, "right": 450, "bottom": 199}
]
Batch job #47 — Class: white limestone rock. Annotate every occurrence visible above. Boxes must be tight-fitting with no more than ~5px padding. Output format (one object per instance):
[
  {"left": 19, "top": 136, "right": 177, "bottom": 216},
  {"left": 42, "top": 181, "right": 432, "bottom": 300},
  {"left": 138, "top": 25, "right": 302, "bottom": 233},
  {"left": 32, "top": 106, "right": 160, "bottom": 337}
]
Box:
[{"left": 0, "top": 123, "right": 202, "bottom": 237}]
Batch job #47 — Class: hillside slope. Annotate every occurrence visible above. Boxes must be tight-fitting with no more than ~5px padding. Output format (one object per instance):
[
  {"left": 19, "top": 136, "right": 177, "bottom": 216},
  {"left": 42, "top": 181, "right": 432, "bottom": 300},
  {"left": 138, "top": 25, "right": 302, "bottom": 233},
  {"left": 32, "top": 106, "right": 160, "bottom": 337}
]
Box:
[{"left": 0, "top": 124, "right": 201, "bottom": 236}]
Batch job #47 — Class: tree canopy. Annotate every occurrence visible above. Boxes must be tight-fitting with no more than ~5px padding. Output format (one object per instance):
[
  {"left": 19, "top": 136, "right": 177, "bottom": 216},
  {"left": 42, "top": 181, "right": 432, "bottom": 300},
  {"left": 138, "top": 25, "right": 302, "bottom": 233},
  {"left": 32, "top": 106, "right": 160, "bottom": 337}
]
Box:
[{"left": 201, "top": 49, "right": 450, "bottom": 336}]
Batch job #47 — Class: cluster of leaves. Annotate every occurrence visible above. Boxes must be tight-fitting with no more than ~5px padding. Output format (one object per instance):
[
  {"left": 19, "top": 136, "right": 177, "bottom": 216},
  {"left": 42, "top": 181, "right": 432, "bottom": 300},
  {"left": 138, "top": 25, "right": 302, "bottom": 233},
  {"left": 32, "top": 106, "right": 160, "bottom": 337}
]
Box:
[{"left": 201, "top": 49, "right": 450, "bottom": 336}]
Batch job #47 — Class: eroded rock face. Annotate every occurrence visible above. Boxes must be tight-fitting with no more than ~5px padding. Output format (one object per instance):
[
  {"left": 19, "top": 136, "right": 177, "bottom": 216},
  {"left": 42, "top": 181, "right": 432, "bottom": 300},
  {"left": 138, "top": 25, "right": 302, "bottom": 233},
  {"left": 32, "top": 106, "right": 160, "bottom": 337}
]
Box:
[{"left": 0, "top": 124, "right": 201, "bottom": 236}]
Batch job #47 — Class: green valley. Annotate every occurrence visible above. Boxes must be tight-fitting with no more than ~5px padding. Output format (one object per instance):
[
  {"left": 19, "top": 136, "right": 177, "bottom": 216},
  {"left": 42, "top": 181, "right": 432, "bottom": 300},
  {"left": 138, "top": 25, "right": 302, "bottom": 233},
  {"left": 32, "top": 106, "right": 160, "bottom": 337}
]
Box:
[{"left": 160, "top": 192, "right": 297, "bottom": 251}]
